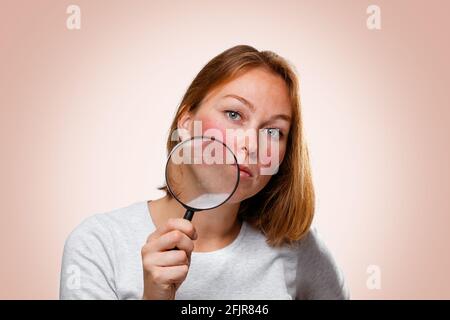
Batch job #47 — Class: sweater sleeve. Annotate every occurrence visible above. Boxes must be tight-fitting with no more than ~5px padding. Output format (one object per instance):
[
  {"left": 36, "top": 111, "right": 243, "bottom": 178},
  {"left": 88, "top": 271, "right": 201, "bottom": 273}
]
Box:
[
  {"left": 59, "top": 214, "right": 118, "bottom": 299},
  {"left": 295, "top": 227, "right": 350, "bottom": 300}
]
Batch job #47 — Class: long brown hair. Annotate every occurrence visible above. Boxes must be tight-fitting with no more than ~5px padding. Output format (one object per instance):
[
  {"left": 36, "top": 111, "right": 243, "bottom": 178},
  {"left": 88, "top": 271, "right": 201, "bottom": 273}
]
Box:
[{"left": 159, "top": 45, "right": 315, "bottom": 246}]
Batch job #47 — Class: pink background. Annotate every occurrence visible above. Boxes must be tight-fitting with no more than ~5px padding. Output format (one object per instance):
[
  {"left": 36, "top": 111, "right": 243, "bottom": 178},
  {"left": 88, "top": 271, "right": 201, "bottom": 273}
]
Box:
[{"left": 1, "top": 0, "right": 449, "bottom": 299}]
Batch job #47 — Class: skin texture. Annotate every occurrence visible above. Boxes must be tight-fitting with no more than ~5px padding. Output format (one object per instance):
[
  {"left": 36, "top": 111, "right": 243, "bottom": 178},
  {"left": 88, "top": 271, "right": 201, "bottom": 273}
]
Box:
[{"left": 141, "top": 67, "right": 292, "bottom": 300}]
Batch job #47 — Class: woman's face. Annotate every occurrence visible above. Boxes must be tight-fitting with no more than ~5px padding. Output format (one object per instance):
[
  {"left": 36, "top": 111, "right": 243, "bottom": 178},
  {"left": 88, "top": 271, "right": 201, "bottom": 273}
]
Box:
[{"left": 179, "top": 67, "right": 292, "bottom": 203}]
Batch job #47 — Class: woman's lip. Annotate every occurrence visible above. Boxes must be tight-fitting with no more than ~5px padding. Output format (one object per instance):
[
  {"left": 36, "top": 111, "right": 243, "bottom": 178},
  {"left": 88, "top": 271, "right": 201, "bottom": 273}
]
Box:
[
  {"left": 239, "top": 170, "right": 251, "bottom": 178},
  {"left": 238, "top": 167, "right": 253, "bottom": 177}
]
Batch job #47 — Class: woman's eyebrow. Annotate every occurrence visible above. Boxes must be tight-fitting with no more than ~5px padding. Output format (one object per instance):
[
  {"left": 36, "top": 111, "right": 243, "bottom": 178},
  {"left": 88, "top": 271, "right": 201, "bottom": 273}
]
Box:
[
  {"left": 223, "top": 94, "right": 291, "bottom": 123},
  {"left": 267, "top": 114, "right": 291, "bottom": 123},
  {"left": 222, "top": 94, "right": 255, "bottom": 111}
]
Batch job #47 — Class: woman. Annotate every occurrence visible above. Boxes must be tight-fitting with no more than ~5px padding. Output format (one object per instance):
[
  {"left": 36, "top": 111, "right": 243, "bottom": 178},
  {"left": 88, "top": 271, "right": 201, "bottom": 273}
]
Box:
[{"left": 60, "top": 45, "right": 349, "bottom": 300}]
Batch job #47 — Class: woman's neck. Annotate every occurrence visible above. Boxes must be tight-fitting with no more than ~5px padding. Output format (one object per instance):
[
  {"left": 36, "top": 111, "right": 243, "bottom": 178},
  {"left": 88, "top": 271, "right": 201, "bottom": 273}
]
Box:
[{"left": 147, "top": 195, "right": 242, "bottom": 252}]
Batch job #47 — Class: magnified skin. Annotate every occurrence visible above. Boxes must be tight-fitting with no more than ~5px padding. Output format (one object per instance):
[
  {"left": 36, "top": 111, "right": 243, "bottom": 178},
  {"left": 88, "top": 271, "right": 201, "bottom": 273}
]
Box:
[{"left": 166, "top": 137, "right": 239, "bottom": 210}]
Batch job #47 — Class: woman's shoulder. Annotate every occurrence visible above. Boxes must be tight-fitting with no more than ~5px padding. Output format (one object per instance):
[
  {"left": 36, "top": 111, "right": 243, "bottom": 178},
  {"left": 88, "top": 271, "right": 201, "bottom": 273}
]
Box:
[
  {"left": 64, "top": 201, "right": 153, "bottom": 249},
  {"left": 296, "top": 226, "right": 336, "bottom": 257},
  {"left": 294, "top": 226, "right": 350, "bottom": 299},
  {"left": 60, "top": 201, "right": 151, "bottom": 299}
]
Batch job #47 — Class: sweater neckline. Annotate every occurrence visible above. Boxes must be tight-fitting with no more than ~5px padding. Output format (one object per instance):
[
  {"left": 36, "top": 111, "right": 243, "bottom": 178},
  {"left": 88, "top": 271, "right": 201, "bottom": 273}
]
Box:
[{"left": 143, "top": 200, "right": 247, "bottom": 256}]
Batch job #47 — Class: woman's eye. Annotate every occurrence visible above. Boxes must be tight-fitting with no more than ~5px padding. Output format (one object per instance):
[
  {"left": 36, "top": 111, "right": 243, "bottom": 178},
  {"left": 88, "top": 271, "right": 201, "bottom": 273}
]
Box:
[
  {"left": 265, "top": 128, "right": 281, "bottom": 138},
  {"left": 225, "top": 110, "right": 242, "bottom": 121}
]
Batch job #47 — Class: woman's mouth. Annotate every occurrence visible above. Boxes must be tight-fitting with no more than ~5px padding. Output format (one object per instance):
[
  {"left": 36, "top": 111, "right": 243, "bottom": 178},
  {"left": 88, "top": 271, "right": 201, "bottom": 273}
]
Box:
[{"left": 238, "top": 165, "right": 253, "bottom": 178}]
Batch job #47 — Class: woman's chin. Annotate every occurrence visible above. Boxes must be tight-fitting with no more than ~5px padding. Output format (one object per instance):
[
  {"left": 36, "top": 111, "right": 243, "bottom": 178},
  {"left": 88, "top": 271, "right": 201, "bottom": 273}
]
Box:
[{"left": 226, "top": 189, "right": 256, "bottom": 204}]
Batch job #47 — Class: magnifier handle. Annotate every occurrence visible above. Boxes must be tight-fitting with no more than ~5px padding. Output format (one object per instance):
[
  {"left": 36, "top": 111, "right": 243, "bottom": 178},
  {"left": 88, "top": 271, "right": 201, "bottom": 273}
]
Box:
[
  {"left": 183, "top": 209, "right": 194, "bottom": 221},
  {"left": 170, "top": 209, "right": 195, "bottom": 251}
]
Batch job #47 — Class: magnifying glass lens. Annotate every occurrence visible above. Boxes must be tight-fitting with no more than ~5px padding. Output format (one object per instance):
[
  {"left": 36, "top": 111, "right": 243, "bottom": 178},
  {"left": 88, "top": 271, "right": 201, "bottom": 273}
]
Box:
[{"left": 165, "top": 136, "right": 240, "bottom": 218}]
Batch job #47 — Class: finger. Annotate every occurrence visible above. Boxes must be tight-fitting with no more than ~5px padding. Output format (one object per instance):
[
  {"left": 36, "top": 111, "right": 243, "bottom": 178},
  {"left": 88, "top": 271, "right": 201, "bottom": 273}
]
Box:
[
  {"left": 148, "top": 250, "right": 189, "bottom": 267},
  {"left": 154, "top": 230, "right": 195, "bottom": 253},
  {"left": 153, "top": 265, "right": 189, "bottom": 284}
]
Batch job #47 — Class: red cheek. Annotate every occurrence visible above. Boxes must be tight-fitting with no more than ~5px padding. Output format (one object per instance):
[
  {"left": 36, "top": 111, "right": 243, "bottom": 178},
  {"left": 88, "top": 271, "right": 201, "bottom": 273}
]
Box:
[
  {"left": 199, "top": 118, "right": 227, "bottom": 141},
  {"left": 198, "top": 117, "right": 239, "bottom": 158}
]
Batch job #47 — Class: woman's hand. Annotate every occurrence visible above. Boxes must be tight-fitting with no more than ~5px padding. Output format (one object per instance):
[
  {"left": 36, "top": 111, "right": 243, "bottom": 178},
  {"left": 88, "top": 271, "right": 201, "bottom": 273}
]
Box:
[{"left": 141, "top": 218, "right": 197, "bottom": 300}]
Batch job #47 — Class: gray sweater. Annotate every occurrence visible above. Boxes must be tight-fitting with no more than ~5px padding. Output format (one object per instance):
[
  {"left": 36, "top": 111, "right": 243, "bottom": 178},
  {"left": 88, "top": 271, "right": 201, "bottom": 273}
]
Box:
[{"left": 59, "top": 201, "right": 349, "bottom": 299}]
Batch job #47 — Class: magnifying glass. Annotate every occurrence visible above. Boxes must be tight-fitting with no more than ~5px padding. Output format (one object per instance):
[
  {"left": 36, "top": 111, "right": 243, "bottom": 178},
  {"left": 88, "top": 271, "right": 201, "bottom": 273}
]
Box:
[{"left": 165, "top": 136, "right": 240, "bottom": 221}]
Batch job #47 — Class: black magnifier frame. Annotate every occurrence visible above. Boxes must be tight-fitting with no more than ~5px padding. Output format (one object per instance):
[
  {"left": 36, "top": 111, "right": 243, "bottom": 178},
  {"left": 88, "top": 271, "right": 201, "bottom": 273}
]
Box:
[{"left": 165, "top": 135, "right": 240, "bottom": 221}]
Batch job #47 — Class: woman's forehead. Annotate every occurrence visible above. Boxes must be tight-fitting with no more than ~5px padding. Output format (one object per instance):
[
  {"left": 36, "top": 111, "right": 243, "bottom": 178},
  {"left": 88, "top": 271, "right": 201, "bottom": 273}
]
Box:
[{"left": 204, "top": 68, "right": 292, "bottom": 115}]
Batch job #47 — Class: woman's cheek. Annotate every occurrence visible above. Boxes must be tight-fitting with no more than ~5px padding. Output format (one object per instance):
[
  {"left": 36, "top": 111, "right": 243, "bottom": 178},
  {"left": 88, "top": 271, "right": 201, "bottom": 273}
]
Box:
[
  {"left": 199, "top": 117, "right": 233, "bottom": 148},
  {"left": 200, "top": 117, "right": 247, "bottom": 165},
  {"left": 275, "top": 143, "right": 287, "bottom": 166},
  {"left": 276, "top": 142, "right": 286, "bottom": 161},
  {"left": 259, "top": 141, "right": 286, "bottom": 175}
]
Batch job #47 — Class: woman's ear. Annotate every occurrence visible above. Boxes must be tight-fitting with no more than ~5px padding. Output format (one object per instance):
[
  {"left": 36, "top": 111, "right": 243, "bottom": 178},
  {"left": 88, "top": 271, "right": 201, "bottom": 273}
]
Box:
[{"left": 177, "top": 110, "right": 193, "bottom": 141}]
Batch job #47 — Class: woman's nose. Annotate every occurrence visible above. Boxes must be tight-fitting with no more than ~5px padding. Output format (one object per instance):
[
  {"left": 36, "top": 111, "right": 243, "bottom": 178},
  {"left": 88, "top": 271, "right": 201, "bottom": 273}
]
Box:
[{"left": 235, "top": 134, "right": 258, "bottom": 164}]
